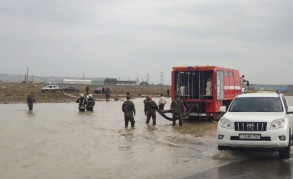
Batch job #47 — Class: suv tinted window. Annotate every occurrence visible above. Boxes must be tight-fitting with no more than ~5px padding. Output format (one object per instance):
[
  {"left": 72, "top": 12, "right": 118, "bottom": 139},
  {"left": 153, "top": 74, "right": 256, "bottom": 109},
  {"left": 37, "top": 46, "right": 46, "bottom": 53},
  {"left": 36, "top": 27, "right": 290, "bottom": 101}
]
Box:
[
  {"left": 229, "top": 97, "right": 283, "bottom": 112},
  {"left": 282, "top": 96, "right": 288, "bottom": 111}
]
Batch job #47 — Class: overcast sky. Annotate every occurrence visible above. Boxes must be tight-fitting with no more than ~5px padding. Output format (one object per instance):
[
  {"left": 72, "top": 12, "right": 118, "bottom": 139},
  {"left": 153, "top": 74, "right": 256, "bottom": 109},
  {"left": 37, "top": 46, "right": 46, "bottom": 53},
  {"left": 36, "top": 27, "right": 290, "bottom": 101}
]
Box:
[{"left": 0, "top": 0, "right": 292, "bottom": 85}]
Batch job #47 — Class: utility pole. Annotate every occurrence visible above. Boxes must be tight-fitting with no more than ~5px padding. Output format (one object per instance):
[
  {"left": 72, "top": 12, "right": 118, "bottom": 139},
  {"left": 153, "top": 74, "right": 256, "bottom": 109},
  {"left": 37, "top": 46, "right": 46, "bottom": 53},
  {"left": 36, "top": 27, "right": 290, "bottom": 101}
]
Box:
[
  {"left": 136, "top": 77, "right": 139, "bottom": 85},
  {"left": 146, "top": 73, "right": 150, "bottom": 83},
  {"left": 160, "top": 72, "right": 164, "bottom": 85},
  {"left": 26, "top": 67, "right": 29, "bottom": 84}
]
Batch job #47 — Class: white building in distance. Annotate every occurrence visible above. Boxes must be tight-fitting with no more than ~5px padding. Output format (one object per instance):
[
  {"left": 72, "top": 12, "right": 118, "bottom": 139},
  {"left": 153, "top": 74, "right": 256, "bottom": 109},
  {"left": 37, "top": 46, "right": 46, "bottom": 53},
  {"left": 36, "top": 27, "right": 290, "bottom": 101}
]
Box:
[{"left": 63, "top": 79, "right": 91, "bottom": 85}]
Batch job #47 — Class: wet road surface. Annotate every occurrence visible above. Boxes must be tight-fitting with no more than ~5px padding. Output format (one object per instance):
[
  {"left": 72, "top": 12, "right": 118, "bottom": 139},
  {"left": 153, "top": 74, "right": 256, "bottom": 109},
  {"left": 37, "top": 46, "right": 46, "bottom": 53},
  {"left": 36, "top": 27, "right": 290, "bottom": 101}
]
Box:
[
  {"left": 185, "top": 157, "right": 293, "bottom": 179},
  {"left": 1, "top": 97, "right": 293, "bottom": 179}
]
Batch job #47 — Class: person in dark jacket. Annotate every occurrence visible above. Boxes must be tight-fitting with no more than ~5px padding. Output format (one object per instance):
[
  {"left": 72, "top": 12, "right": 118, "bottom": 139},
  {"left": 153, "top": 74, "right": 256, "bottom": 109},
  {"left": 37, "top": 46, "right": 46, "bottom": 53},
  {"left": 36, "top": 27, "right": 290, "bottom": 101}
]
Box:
[
  {"left": 166, "top": 89, "right": 170, "bottom": 97},
  {"left": 76, "top": 93, "right": 87, "bottom": 112},
  {"left": 170, "top": 95, "right": 186, "bottom": 126},
  {"left": 27, "top": 92, "right": 36, "bottom": 111},
  {"left": 122, "top": 95, "right": 136, "bottom": 128},
  {"left": 143, "top": 96, "right": 148, "bottom": 115},
  {"left": 105, "top": 91, "right": 110, "bottom": 102},
  {"left": 86, "top": 94, "right": 95, "bottom": 111},
  {"left": 145, "top": 96, "right": 158, "bottom": 125},
  {"left": 85, "top": 85, "right": 90, "bottom": 95}
]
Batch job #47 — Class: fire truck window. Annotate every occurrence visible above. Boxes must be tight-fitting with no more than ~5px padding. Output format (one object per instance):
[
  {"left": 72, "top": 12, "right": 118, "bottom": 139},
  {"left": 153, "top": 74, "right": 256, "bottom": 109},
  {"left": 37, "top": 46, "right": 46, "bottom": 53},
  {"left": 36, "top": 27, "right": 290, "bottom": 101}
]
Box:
[
  {"left": 224, "top": 71, "right": 229, "bottom": 76},
  {"left": 228, "top": 72, "right": 233, "bottom": 76}
]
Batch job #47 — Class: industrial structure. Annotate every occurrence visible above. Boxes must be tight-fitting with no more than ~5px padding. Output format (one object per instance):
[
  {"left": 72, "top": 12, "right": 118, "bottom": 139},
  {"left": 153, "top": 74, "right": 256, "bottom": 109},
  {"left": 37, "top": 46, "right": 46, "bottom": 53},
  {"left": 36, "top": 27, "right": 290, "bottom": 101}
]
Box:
[{"left": 104, "top": 78, "right": 137, "bottom": 86}]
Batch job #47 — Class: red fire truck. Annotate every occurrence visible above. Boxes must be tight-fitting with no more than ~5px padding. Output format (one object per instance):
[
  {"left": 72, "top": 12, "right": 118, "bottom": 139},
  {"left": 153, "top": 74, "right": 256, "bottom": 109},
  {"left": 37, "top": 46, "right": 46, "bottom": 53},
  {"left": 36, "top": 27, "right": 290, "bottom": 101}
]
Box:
[{"left": 171, "top": 66, "right": 243, "bottom": 120}]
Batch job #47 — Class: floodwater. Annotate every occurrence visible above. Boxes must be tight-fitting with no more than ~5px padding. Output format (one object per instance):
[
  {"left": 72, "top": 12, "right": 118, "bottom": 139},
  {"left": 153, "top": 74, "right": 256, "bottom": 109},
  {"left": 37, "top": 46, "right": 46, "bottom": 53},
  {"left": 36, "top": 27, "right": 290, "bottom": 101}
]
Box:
[{"left": 1, "top": 97, "right": 293, "bottom": 179}]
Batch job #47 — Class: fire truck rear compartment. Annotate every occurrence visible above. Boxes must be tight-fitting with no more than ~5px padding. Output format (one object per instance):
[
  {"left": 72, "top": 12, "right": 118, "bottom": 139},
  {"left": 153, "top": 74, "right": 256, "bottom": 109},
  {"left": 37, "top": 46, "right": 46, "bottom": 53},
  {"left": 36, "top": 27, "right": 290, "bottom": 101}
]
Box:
[
  {"left": 185, "top": 102, "right": 210, "bottom": 118},
  {"left": 175, "top": 71, "right": 213, "bottom": 100},
  {"left": 170, "top": 66, "right": 242, "bottom": 120}
]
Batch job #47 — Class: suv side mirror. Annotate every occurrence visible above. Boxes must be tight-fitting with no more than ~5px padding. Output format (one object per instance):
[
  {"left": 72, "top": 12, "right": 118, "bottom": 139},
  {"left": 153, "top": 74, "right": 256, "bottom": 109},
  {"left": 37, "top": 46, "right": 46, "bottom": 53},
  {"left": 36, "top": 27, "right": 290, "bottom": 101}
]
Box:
[
  {"left": 220, "top": 106, "right": 227, "bottom": 112},
  {"left": 287, "top": 106, "right": 293, "bottom": 114}
]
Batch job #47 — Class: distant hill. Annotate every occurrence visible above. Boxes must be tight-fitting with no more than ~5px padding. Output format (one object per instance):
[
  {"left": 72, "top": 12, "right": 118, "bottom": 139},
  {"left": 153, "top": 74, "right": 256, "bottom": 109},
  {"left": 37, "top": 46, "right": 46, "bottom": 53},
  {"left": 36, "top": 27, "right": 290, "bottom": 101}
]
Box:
[{"left": 0, "top": 74, "right": 104, "bottom": 84}]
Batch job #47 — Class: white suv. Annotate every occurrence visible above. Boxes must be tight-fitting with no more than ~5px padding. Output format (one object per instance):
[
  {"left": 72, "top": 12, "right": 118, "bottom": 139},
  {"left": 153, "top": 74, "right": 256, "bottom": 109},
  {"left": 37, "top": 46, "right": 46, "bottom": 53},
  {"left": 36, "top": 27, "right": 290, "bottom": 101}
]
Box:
[
  {"left": 41, "top": 85, "right": 59, "bottom": 93},
  {"left": 217, "top": 92, "right": 293, "bottom": 159}
]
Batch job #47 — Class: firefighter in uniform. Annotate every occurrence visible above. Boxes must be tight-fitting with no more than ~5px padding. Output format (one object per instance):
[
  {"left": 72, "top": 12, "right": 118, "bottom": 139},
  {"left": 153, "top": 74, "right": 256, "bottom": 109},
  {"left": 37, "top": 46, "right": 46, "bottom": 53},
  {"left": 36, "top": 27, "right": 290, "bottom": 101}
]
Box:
[
  {"left": 122, "top": 95, "right": 136, "bottom": 128},
  {"left": 76, "top": 93, "right": 87, "bottom": 112},
  {"left": 86, "top": 94, "right": 95, "bottom": 111},
  {"left": 170, "top": 95, "right": 186, "bottom": 126},
  {"left": 145, "top": 96, "right": 158, "bottom": 125},
  {"left": 27, "top": 92, "right": 36, "bottom": 111}
]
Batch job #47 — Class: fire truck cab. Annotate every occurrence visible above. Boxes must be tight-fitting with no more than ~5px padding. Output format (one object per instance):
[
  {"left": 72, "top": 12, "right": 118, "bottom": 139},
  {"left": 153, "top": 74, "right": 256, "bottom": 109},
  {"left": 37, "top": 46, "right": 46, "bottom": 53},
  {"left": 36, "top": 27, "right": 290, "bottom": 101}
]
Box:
[{"left": 172, "top": 66, "right": 243, "bottom": 120}]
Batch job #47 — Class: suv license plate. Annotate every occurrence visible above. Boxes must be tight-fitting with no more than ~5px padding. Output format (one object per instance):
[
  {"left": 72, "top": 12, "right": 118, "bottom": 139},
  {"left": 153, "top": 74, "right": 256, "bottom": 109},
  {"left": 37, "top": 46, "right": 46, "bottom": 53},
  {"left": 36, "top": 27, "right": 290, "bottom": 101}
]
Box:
[{"left": 239, "top": 134, "right": 261, "bottom": 140}]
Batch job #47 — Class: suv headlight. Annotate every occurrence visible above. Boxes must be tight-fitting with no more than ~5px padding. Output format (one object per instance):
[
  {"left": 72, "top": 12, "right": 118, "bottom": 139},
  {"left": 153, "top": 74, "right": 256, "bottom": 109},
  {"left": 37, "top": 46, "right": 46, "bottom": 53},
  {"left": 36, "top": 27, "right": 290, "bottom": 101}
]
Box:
[
  {"left": 270, "top": 118, "right": 286, "bottom": 130},
  {"left": 219, "top": 118, "right": 232, "bottom": 129}
]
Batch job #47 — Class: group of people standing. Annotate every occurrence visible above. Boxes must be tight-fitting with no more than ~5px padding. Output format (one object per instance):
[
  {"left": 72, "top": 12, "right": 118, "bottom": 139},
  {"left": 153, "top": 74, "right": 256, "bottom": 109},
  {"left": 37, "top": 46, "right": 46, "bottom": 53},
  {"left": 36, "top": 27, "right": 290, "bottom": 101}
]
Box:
[
  {"left": 26, "top": 88, "right": 186, "bottom": 128},
  {"left": 77, "top": 85, "right": 108, "bottom": 112},
  {"left": 76, "top": 93, "right": 96, "bottom": 112},
  {"left": 122, "top": 93, "right": 186, "bottom": 128}
]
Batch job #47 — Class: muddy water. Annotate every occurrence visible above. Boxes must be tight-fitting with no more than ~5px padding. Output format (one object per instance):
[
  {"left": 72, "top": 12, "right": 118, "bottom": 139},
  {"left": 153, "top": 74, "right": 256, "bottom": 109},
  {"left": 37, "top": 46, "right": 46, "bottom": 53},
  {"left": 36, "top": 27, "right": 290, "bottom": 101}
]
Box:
[{"left": 1, "top": 97, "right": 293, "bottom": 179}]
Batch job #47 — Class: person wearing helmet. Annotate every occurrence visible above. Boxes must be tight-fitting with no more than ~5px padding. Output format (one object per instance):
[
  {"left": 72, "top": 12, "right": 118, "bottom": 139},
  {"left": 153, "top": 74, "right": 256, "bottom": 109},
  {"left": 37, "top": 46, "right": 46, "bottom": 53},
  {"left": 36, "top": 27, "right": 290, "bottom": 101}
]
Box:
[
  {"left": 76, "top": 93, "right": 87, "bottom": 112},
  {"left": 122, "top": 95, "right": 136, "bottom": 128},
  {"left": 86, "top": 94, "right": 95, "bottom": 111},
  {"left": 145, "top": 95, "right": 158, "bottom": 125}
]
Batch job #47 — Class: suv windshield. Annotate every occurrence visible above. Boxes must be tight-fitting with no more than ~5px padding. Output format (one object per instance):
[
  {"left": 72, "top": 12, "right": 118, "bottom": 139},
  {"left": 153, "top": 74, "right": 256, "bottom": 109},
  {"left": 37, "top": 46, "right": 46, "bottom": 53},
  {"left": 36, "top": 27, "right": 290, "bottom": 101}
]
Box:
[{"left": 229, "top": 97, "right": 283, "bottom": 112}]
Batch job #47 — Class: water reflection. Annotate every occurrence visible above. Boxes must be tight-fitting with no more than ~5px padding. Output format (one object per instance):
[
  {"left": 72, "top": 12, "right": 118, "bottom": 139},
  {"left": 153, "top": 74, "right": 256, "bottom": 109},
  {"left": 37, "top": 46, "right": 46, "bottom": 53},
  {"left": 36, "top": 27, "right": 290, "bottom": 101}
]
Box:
[{"left": 26, "top": 110, "right": 34, "bottom": 116}]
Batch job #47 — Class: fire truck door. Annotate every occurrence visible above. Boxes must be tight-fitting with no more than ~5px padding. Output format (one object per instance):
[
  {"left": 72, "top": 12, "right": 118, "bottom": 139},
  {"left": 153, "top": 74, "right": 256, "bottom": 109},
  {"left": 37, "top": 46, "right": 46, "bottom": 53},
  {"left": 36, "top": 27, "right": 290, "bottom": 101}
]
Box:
[{"left": 217, "top": 71, "right": 224, "bottom": 100}]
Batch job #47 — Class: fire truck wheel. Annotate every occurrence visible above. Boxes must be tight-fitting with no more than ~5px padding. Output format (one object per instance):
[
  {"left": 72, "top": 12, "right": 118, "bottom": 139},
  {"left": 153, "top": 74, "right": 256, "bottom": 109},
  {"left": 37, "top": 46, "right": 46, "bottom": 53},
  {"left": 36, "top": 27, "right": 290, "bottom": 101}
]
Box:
[
  {"left": 213, "top": 113, "right": 224, "bottom": 121},
  {"left": 207, "top": 116, "right": 213, "bottom": 120}
]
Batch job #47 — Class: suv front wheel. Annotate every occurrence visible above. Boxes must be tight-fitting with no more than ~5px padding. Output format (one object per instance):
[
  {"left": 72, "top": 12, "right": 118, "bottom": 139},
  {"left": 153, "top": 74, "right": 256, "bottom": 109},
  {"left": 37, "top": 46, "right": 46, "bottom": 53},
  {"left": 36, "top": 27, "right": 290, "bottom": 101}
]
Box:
[
  {"left": 279, "top": 132, "right": 291, "bottom": 159},
  {"left": 279, "top": 144, "right": 290, "bottom": 159}
]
